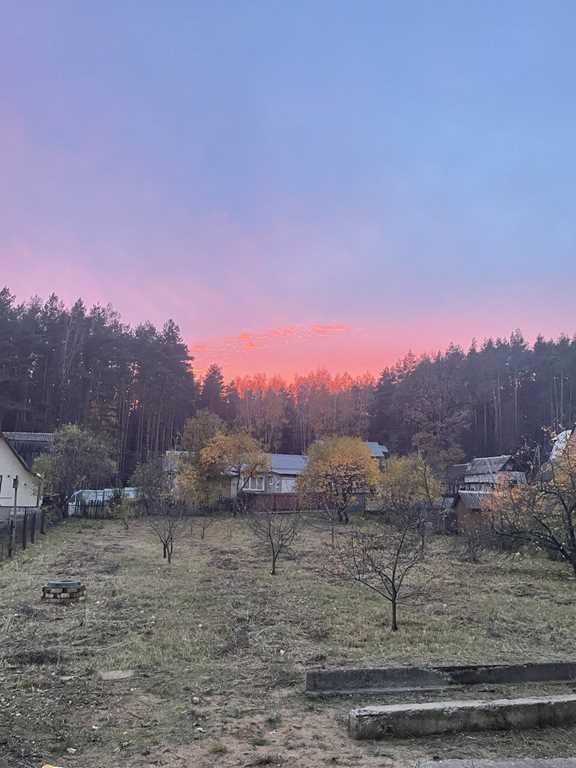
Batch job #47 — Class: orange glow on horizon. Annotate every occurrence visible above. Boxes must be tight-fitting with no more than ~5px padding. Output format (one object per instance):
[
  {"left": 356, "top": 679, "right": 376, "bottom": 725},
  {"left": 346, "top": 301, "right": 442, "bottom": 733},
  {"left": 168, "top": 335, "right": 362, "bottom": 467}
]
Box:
[{"left": 230, "top": 370, "right": 377, "bottom": 395}]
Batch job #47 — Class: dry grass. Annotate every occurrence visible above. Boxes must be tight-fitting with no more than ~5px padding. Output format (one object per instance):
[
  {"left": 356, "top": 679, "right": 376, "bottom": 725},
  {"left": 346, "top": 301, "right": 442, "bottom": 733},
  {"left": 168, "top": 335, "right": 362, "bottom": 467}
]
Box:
[{"left": 2, "top": 515, "right": 576, "bottom": 767}]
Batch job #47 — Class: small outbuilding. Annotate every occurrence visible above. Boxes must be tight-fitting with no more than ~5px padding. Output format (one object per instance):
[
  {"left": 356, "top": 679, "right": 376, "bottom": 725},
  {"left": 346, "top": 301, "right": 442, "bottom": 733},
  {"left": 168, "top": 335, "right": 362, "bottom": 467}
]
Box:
[{"left": 453, "top": 490, "right": 492, "bottom": 532}]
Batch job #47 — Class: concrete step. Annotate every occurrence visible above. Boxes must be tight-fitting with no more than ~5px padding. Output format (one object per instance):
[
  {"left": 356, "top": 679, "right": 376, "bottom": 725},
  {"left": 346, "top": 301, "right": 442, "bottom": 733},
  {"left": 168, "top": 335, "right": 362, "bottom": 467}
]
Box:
[
  {"left": 418, "top": 762, "right": 576, "bottom": 768},
  {"left": 349, "top": 694, "right": 576, "bottom": 740},
  {"left": 306, "top": 661, "right": 576, "bottom": 696}
]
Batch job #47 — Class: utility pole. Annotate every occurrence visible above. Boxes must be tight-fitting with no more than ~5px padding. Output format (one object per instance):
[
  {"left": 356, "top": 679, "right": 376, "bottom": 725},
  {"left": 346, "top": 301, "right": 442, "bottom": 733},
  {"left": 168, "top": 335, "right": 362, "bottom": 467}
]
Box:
[{"left": 9, "top": 476, "right": 19, "bottom": 558}]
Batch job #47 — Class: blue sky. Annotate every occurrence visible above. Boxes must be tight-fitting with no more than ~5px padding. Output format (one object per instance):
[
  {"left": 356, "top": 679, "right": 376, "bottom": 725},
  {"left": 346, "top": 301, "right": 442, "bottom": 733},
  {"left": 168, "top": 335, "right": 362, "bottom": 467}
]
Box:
[{"left": 1, "top": 2, "right": 575, "bottom": 376}]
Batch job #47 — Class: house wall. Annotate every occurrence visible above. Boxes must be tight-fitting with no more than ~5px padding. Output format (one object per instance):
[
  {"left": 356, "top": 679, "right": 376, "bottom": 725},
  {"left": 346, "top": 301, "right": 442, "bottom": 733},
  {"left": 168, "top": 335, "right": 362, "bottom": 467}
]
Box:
[
  {"left": 0, "top": 440, "right": 41, "bottom": 507},
  {"left": 229, "top": 472, "right": 299, "bottom": 496}
]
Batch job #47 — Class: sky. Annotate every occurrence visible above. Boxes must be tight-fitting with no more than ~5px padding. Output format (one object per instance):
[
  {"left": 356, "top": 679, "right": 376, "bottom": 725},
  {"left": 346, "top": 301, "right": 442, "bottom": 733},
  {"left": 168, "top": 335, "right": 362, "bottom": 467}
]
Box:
[{"left": 2, "top": 2, "right": 576, "bottom": 378}]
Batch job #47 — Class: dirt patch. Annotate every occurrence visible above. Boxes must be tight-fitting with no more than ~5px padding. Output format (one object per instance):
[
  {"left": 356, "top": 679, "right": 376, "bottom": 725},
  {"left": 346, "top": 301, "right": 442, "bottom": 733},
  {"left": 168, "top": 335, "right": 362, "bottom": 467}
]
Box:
[{"left": 8, "top": 649, "right": 63, "bottom": 665}]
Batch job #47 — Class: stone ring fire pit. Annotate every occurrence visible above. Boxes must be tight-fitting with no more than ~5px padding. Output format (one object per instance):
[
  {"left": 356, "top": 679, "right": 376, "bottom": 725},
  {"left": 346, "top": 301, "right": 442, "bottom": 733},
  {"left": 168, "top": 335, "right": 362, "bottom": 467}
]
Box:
[{"left": 42, "top": 580, "right": 86, "bottom": 603}]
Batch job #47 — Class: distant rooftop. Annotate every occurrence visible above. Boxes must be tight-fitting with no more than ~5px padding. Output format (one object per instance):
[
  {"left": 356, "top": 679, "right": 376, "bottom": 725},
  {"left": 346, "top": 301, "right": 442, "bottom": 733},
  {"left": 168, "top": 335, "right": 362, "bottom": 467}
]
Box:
[
  {"left": 4, "top": 432, "right": 54, "bottom": 444},
  {"left": 365, "top": 441, "right": 389, "bottom": 458},
  {"left": 269, "top": 453, "right": 308, "bottom": 475},
  {"left": 466, "top": 455, "right": 512, "bottom": 476}
]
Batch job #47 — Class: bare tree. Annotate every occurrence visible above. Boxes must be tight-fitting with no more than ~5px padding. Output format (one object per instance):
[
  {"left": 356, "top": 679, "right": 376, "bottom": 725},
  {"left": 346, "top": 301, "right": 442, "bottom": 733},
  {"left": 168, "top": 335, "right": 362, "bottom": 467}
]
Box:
[
  {"left": 148, "top": 513, "right": 183, "bottom": 564},
  {"left": 198, "top": 513, "right": 215, "bottom": 540},
  {"left": 490, "top": 439, "right": 576, "bottom": 577},
  {"left": 326, "top": 508, "right": 428, "bottom": 631},
  {"left": 456, "top": 522, "right": 514, "bottom": 562},
  {"left": 249, "top": 510, "right": 300, "bottom": 575}
]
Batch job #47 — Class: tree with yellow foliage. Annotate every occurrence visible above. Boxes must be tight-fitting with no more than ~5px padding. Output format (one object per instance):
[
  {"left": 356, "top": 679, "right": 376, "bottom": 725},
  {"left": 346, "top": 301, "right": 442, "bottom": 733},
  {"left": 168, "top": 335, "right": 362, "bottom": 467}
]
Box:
[
  {"left": 378, "top": 454, "right": 439, "bottom": 518},
  {"left": 298, "top": 437, "right": 381, "bottom": 539},
  {"left": 197, "top": 431, "right": 269, "bottom": 514},
  {"left": 181, "top": 409, "right": 225, "bottom": 454},
  {"left": 175, "top": 458, "right": 222, "bottom": 510}
]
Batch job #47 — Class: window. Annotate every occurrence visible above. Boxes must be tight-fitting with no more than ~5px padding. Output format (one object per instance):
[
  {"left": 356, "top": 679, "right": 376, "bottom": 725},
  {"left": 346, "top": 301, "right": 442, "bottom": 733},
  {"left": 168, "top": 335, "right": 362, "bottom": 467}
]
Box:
[{"left": 249, "top": 475, "right": 264, "bottom": 491}]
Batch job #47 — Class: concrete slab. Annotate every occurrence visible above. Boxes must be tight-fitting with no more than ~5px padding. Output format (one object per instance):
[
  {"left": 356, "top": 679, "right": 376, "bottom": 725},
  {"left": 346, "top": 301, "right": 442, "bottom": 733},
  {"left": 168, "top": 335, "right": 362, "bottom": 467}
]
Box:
[
  {"left": 97, "top": 669, "right": 135, "bottom": 681},
  {"left": 418, "top": 762, "right": 576, "bottom": 768},
  {"left": 306, "top": 661, "right": 576, "bottom": 696},
  {"left": 348, "top": 694, "right": 576, "bottom": 740}
]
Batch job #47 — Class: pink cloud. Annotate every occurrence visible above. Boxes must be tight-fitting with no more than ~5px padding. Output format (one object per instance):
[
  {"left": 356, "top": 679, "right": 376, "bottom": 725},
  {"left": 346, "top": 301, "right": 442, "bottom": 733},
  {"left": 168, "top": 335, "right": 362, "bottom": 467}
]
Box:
[
  {"left": 193, "top": 322, "right": 351, "bottom": 358},
  {"left": 309, "top": 323, "right": 350, "bottom": 336},
  {"left": 190, "top": 323, "right": 355, "bottom": 376}
]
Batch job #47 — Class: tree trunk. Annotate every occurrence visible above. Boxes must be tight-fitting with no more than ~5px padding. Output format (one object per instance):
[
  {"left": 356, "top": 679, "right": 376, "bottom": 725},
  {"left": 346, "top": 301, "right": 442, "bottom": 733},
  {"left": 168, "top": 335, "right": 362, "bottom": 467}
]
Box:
[{"left": 391, "top": 598, "right": 398, "bottom": 632}]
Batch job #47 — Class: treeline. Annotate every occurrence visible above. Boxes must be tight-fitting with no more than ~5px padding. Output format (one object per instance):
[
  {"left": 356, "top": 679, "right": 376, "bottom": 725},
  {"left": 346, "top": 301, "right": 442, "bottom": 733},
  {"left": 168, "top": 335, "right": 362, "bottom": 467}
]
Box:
[
  {"left": 200, "top": 334, "right": 576, "bottom": 469},
  {"left": 371, "top": 332, "right": 576, "bottom": 468},
  {"left": 2, "top": 288, "right": 576, "bottom": 476},
  {"left": 0, "top": 288, "right": 194, "bottom": 476},
  {"left": 200, "top": 367, "right": 374, "bottom": 455}
]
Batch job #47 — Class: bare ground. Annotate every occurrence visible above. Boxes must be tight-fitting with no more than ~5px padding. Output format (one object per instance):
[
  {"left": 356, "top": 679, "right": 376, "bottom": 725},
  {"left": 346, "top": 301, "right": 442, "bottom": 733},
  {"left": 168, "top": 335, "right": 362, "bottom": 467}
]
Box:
[{"left": 2, "top": 517, "right": 576, "bottom": 767}]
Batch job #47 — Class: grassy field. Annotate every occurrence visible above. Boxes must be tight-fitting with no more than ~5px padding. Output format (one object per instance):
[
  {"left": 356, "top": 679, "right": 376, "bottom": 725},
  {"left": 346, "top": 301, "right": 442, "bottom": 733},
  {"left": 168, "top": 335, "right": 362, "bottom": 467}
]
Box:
[{"left": 2, "top": 515, "right": 576, "bottom": 767}]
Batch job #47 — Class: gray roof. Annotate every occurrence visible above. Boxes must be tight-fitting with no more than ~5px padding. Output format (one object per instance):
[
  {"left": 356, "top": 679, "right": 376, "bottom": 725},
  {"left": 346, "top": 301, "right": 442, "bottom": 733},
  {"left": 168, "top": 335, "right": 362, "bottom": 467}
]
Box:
[
  {"left": 365, "top": 441, "right": 389, "bottom": 458},
  {"left": 4, "top": 432, "right": 54, "bottom": 444},
  {"left": 457, "top": 490, "right": 491, "bottom": 510},
  {"left": 467, "top": 455, "right": 512, "bottom": 476},
  {"left": 255, "top": 445, "right": 387, "bottom": 476},
  {"left": 0, "top": 433, "right": 40, "bottom": 475},
  {"left": 269, "top": 453, "right": 308, "bottom": 475}
]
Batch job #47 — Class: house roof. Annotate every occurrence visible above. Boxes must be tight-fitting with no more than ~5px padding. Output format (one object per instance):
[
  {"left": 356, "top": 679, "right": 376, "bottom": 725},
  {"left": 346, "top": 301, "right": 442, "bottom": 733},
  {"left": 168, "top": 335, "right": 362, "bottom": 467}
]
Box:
[
  {"left": 446, "top": 463, "right": 468, "bottom": 482},
  {"left": 269, "top": 453, "right": 308, "bottom": 475},
  {"left": 0, "top": 432, "right": 39, "bottom": 476},
  {"left": 4, "top": 432, "right": 54, "bottom": 445},
  {"left": 466, "top": 456, "right": 512, "bottom": 476},
  {"left": 457, "top": 490, "right": 491, "bottom": 511},
  {"left": 268, "top": 443, "right": 388, "bottom": 475},
  {"left": 365, "top": 441, "right": 389, "bottom": 458}
]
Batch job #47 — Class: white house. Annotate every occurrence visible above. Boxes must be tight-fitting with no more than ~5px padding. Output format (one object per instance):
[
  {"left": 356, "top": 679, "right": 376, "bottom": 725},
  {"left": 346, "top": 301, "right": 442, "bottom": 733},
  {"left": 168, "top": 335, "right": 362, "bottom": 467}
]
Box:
[{"left": 0, "top": 433, "right": 42, "bottom": 508}]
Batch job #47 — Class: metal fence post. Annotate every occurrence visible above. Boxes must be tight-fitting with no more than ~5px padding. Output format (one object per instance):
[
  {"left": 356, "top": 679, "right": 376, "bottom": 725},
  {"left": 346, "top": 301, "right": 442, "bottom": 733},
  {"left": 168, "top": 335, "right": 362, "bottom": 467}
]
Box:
[
  {"left": 22, "top": 510, "right": 28, "bottom": 550},
  {"left": 7, "top": 519, "right": 14, "bottom": 558},
  {"left": 10, "top": 476, "right": 19, "bottom": 557}
]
